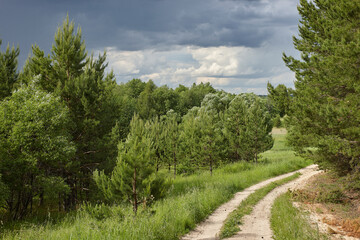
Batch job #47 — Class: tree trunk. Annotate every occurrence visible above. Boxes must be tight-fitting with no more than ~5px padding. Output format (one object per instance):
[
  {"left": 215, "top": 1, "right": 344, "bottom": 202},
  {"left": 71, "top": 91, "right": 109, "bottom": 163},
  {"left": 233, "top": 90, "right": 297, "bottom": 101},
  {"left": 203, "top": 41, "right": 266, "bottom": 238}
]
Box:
[
  {"left": 173, "top": 150, "right": 176, "bottom": 179},
  {"left": 132, "top": 168, "right": 138, "bottom": 214}
]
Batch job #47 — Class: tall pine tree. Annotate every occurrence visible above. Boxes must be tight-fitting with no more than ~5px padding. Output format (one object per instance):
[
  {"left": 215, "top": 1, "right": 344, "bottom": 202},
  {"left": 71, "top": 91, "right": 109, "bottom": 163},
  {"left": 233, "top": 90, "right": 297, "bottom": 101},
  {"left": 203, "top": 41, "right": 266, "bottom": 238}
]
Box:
[
  {"left": 24, "top": 16, "right": 120, "bottom": 209},
  {"left": 284, "top": 0, "right": 360, "bottom": 175}
]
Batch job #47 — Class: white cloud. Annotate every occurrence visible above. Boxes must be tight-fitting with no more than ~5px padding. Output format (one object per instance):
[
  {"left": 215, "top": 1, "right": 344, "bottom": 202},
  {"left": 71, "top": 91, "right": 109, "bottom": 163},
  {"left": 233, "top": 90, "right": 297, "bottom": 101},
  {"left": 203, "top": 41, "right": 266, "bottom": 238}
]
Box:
[{"left": 102, "top": 23, "right": 299, "bottom": 95}]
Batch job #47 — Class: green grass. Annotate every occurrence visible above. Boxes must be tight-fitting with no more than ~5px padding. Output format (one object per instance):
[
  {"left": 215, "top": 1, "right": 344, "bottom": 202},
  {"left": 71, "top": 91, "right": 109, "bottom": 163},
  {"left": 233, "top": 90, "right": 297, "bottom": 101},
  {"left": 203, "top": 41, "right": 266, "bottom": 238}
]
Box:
[
  {"left": 1, "top": 131, "right": 312, "bottom": 240},
  {"left": 271, "top": 192, "right": 328, "bottom": 240},
  {"left": 219, "top": 172, "right": 301, "bottom": 239}
]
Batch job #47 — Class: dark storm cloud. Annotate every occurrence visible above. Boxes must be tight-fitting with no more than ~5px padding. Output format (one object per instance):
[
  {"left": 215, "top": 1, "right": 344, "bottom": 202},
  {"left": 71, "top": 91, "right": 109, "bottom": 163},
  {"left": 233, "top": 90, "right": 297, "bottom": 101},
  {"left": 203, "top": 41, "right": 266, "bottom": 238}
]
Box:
[{"left": 0, "top": 0, "right": 298, "bottom": 63}]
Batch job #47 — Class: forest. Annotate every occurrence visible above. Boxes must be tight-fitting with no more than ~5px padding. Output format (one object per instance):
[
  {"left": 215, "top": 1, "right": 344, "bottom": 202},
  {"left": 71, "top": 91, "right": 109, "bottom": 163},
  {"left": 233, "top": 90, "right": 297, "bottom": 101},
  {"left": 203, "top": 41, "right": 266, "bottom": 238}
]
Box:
[{"left": 1, "top": 0, "right": 359, "bottom": 238}]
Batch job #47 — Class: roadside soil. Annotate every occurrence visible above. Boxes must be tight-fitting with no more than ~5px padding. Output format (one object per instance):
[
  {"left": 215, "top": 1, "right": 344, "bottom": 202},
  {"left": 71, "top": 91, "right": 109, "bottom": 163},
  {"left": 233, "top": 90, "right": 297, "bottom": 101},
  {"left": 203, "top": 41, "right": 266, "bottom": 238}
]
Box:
[
  {"left": 292, "top": 173, "right": 360, "bottom": 240},
  {"left": 181, "top": 164, "right": 320, "bottom": 240}
]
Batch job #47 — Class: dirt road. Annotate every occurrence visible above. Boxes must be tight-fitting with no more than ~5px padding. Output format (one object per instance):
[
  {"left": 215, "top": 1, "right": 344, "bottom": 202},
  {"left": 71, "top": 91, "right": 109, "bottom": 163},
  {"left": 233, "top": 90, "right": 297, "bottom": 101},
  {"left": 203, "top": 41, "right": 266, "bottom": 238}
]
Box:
[{"left": 181, "top": 164, "right": 320, "bottom": 240}]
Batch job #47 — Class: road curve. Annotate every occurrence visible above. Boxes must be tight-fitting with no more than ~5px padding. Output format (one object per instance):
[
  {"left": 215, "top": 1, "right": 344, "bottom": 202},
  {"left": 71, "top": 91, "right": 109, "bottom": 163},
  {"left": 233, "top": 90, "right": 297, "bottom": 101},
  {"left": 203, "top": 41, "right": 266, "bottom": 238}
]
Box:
[{"left": 181, "top": 164, "right": 320, "bottom": 240}]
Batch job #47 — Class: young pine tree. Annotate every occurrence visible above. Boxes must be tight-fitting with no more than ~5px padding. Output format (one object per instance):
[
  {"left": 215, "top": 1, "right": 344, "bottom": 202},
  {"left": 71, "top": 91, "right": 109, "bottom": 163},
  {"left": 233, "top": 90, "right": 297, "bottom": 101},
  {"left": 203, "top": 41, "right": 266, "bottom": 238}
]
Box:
[
  {"left": 224, "top": 96, "right": 248, "bottom": 162},
  {"left": 163, "top": 110, "right": 180, "bottom": 178},
  {"left": 94, "top": 115, "right": 167, "bottom": 214},
  {"left": 245, "top": 98, "right": 274, "bottom": 163}
]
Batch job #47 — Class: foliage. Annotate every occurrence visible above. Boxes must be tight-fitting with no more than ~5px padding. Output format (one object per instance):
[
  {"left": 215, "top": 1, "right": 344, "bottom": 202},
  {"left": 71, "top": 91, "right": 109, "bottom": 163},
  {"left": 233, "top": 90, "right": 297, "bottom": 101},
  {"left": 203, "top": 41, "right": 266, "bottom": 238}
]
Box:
[
  {"left": 267, "top": 83, "right": 291, "bottom": 117},
  {"left": 0, "top": 80, "right": 75, "bottom": 219},
  {"left": 0, "top": 39, "right": 19, "bottom": 100},
  {"left": 175, "top": 82, "right": 216, "bottom": 116},
  {"left": 224, "top": 94, "right": 273, "bottom": 162},
  {"left": 283, "top": 0, "right": 360, "bottom": 175}
]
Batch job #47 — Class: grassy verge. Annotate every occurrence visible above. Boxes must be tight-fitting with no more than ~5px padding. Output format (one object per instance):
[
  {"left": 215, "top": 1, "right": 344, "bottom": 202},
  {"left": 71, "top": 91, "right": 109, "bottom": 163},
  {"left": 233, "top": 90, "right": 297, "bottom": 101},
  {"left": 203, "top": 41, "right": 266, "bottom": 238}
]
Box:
[
  {"left": 1, "top": 131, "right": 311, "bottom": 240},
  {"left": 271, "top": 192, "right": 328, "bottom": 240},
  {"left": 219, "top": 172, "right": 300, "bottom": 239}
]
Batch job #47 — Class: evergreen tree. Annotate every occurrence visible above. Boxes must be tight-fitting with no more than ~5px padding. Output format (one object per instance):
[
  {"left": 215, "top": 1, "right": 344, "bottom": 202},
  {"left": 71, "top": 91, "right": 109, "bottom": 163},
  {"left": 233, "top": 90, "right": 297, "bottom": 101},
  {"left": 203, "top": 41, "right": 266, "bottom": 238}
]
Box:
[
  {"left": 224, "top": 94, "right": 273, "bottom": 162},
  {"left": 163, "top": 110, "right": 180, "bottom": 178},
  {"left": 197, "top": 108, "right": 221, "bottom": 175},
  {"left": 224, "top": 96, "right": 248, "bottom": 162},
  {"left": 24, "top": 16, "right": 120, "bottom": 209},
  {"left": 147, "top": 117, "right": 167, "bottom": 172},
  {"left": 178, "top": 107, "right": 202, "bottom": 173},
  {"left": 0, "top": 40, "right": 20, "bottom": 100},
  {"left": 94, "top": 115, "right": 167, "bottom": 214},
  {"left": 245, "top": 98, "right": 274, "bottom": 163},
  {"left": 283, "top": 0, "right": 360, "bottom": 175}
]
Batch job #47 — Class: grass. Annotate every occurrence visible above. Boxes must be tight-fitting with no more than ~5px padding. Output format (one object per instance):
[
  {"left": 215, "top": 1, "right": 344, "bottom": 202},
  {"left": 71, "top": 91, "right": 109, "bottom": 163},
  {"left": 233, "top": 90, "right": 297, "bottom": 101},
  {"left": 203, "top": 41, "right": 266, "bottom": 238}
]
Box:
[
  {"left": 219, "top": 172, "right": 301, "bottom": 239},
  {"left": 1, "top": 130, "right": 311, "bottom": 240},
  {"left": 271, "top": 192, "right": 328, "bottom": 240}
]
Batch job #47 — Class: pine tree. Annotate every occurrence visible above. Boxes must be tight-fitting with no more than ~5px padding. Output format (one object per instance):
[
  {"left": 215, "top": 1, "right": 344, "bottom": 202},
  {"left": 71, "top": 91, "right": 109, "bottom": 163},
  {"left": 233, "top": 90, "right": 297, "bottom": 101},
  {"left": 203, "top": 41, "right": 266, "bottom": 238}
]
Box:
[
  {"left": 24, "top": 16, "right": 120, "bottom": 209},
  {"left": 283, "top": 0, "right": 360, "bottom": 175},
  {"left": 0, "top": 40, "right": 20, "bottom": 100},
  {"left": 147, "top": 117, "right": 167, "bottom": 172},
  {"left": 94, "top": 115, "right": 167, "bottom": 214},
  {"left": 163, "top": 110, "right": 179, "bottom": 178},
  {"left": 178, "top": 107, "right": 202, "bottom": 173},
  {"left": 245, "top": 98, "right": 274, "bottom": 163},
  {"left": 224, "top": 96, "right": 248, "bottom": 162},
  {"left": 197, "top": 108, "right": 221, "bottom": 175}
]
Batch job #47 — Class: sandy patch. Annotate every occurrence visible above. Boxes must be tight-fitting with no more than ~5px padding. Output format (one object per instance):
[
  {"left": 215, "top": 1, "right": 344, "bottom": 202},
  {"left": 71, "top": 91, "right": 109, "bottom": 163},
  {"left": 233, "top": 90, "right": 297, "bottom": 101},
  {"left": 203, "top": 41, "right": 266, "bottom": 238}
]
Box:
[{"left": 271, "top": 128, "right": 287, "bottom": 135}]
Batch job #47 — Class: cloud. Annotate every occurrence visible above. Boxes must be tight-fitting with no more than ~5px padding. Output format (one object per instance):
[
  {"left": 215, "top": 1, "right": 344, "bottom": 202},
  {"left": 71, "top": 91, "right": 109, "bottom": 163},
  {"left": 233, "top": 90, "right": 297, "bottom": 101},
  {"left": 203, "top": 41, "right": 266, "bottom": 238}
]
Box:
[
  {"left": 1, "top": 0, "right": 301, "bottom": 94},
  {"left": 104, "top": 40, "right": 297, "bottom": 94}
]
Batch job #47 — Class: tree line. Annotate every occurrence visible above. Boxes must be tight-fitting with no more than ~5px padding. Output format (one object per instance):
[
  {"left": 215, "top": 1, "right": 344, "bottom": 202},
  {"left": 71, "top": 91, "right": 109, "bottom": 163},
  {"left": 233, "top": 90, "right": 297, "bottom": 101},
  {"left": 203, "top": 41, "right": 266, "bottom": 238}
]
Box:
[{"left": 0, "top": 16, "right": 274, "bottom": 218}]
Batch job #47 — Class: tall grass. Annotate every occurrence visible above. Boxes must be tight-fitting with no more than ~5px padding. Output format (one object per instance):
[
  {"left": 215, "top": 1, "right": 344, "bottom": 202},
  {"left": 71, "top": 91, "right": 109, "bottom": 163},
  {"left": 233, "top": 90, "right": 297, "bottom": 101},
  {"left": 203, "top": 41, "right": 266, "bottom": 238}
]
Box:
[
  {"left": 1, "top": 132, "right": 311, "bottom": 240},
  {"left": 271, "top": 192, "right": 328, "bottom": 240}
]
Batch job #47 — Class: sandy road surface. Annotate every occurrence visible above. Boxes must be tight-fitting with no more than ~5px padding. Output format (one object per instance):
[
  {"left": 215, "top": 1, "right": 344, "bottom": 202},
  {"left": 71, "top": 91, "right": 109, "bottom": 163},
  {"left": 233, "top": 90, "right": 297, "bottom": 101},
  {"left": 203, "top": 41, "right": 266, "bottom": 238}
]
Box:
[
  {"left": 181, "top": 164, "right": 320, "bottom": 240},
  {"left": 225, "top": 164, "right": 321, "bottom": 240}
]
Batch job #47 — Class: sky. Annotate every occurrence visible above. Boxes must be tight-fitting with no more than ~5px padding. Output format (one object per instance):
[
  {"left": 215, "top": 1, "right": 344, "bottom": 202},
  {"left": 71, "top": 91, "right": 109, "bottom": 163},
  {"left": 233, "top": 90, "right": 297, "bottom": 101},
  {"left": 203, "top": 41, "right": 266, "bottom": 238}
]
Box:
[{"left": 0, "top": 0, "right": 301, "bottom": 94}]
